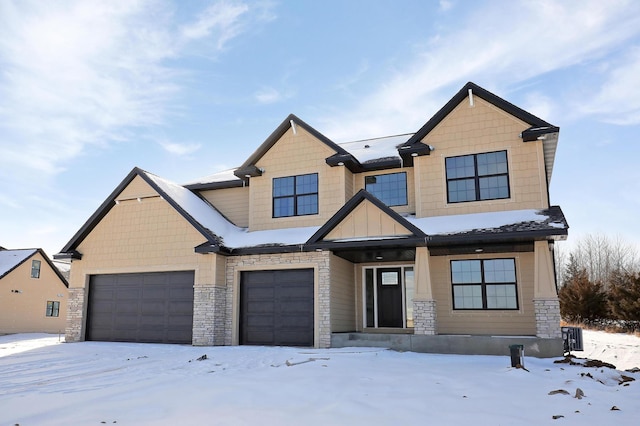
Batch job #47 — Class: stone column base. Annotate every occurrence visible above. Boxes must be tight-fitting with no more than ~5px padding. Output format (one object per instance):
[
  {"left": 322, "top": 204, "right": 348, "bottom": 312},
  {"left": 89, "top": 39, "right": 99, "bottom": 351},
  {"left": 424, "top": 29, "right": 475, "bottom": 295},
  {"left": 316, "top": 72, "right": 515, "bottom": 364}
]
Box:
[
  {"left": 534, "top": 298, "right": 562, "bottom": 338},
  {"left": 193, "top": 285, "right": 227, "bottom": 346},
  {"left": 65, "top": 288, "right": 86, "bottom": 342},
  {"left": 413, "top": 299, "right": 437, "bottom": 335}
]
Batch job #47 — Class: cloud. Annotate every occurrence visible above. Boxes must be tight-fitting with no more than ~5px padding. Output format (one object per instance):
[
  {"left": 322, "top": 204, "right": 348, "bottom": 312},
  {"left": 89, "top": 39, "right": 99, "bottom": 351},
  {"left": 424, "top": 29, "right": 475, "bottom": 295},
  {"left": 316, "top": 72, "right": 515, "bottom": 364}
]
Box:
[
  {"left": 0, "top": 0, "right": 272, "bottom": 185},
  {"left": 180, "top": 1, "right": 249, "bottom": 49},
  {"left": 254, "top": 86, "right": 295, "bottom": 104},
  {"left": 574, "top": 46, "right": 640, "bottom": 125},
  {"left": 158, "top": 140, "right": 202, "bottom": 156},
  {"left": 319, "top": 0, "right": 640, "bottom": 140}
]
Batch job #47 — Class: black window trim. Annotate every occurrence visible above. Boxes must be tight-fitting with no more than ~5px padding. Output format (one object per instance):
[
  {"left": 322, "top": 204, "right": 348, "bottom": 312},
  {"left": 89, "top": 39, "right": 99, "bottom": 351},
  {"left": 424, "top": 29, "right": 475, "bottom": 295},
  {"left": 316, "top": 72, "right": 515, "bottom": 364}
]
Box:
[
  {"left": 272, "top": 173, "right": 319, "bottom": 218},
  {"left": 450, "top": 258, "right": 519, "bottom": 311},
  {"left": 445, "top": 150, "right": 510, "bottom": 204},
  {"left": 364, "top": 171, "right": 408, "bottom": 207}
]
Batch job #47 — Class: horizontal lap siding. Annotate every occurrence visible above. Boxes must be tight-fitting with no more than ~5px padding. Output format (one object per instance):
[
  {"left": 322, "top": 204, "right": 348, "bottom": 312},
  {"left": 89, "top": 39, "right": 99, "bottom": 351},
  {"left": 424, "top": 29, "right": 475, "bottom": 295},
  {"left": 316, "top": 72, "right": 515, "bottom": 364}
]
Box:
[{"left": 431, "top": 252, "right": 536, "bottom": 336}]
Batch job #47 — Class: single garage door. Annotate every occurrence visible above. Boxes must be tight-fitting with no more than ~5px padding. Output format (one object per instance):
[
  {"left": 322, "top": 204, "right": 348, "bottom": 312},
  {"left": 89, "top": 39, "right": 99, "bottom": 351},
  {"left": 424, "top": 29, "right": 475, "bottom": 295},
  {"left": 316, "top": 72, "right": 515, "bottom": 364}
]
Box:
[
  {"left": 240, "top": 269, "right": 314, "bottom": 346},
  {"left": 87, "top": 271, "right": 194, "bottom": 344}
]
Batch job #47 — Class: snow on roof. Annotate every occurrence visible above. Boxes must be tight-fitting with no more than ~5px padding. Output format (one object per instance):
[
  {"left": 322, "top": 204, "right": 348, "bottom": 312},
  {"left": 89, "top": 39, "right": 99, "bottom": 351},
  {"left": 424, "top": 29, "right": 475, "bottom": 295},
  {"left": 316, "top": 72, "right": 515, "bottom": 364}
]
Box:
[
  {"left": 182, "top": 168, "right": 241, "bottom": 186},
  {"left": 336, "top": 134, "right": 413, "bottom": 163},
  {"left": 406, "top": 209, "right": 565, "bottom": 236},
  {"left": 0, "top": 249, "right": 37, "bottom": 278},
  {"left": 145, "top": 171, "right": 319, "bottom": 248}
]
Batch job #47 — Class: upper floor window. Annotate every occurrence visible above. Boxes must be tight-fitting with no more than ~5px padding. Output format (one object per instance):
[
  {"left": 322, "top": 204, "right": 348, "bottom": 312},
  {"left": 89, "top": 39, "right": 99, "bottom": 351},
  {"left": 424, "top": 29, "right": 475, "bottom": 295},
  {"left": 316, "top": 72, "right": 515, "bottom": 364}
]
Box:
[
  {"left": 31, "top": 259, "right": 41, "bottom": 279},
  {"left": 46, "top": 301, "right": 60, "bottom": 317},
  {"left": 451, "top": 259, "right": 518, "bottom": 310},
  {"left": 273, "top": 173, "right": 318, "bottom": 218},
  {"left": 365, "top": 172, "right": 408, "bottom": 206},
  {"left": 445, "top": 150, "right": 510, "bottom": 203}
]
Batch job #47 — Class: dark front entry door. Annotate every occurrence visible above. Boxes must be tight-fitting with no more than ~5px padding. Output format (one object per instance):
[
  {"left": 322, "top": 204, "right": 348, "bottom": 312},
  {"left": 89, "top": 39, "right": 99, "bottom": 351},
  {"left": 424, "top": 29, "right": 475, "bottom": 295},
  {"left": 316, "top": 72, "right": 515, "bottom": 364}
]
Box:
[{"left": 376, "top": 268, "right": 403, "bottom": 327}]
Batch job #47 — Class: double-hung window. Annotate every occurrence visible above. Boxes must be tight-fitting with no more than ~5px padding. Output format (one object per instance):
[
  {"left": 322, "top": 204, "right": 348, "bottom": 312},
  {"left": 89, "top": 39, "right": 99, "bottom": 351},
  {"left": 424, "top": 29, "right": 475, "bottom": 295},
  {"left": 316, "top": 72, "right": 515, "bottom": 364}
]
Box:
[
  {"left": 31, "top": 259, "right": 41, "bottom": 279},
  {"left": 451, "top": 259, "right": 518, "bottom": 310},
  {"left": 46, "top": 301, "right": 60, "bottom": 317},
  {"left": 446, "top": 150, "right": 509, "bottom": 203},
  {"left": 273, "top": 173, "right": 318, "bottom": 218},
  {"left": 365, "top": 172, "right": 408, "bottom": 206}
]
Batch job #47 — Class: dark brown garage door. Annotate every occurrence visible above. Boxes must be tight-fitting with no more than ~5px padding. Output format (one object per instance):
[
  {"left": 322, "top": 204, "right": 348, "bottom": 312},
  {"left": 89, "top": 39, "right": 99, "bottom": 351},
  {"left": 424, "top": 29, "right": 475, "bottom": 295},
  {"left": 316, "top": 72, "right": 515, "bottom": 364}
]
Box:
[
  {"left": 87, "top": 271, "right": 194, "bottom": 344},
  {"left": 240, "top": 269, "right": 314, "bottom": 346}
]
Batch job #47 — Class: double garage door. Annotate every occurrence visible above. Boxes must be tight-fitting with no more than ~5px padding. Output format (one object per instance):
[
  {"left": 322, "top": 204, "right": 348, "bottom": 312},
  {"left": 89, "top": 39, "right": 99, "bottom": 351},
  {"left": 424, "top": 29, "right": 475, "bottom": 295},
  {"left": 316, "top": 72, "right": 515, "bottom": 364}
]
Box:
[
  {"left": 240, "top": 269, "right": 314, "bottom": 347},
  {"left": 87, "top": 271, "right": 194, "bottom": 344}
]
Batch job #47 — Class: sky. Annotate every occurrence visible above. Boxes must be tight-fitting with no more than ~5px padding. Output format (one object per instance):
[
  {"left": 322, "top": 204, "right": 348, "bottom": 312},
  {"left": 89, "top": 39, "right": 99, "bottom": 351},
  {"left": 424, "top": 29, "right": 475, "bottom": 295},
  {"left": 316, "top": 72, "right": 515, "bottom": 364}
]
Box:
[
  {"left": 1, "top": 331, "right": 639, "bottom": 425},
  {"left": 1, "top": 0, "right": 640, "bottom": 258}
]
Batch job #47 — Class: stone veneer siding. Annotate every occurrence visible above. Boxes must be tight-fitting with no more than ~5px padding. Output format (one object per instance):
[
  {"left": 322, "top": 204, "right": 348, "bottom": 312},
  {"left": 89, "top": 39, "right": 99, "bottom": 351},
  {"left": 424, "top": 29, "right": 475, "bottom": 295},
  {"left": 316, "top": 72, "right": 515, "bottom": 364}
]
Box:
[
  {"left": 66, "top": 287, "right": 85, "bottom": 343},
  {"left": 413, "top": 299, "right": 437, "bottom": 335},
  {"left": 192, "top": 285, "right": 227, "bottom": 346},
  {"left": 534, "top": 298, "right": 562, "bottom": 338},
  {"left": 225, "top": 251, "right": 331, "bottom": 348}
]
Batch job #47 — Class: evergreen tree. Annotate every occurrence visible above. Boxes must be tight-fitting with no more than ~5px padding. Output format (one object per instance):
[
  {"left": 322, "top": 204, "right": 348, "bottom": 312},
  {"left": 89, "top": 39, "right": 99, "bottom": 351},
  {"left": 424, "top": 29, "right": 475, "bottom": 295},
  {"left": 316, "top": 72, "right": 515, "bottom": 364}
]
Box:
[
  {"left": 559, "top": 267, "right": 608, "bottom": 323},
  {"left": 608, "top": 271, "right": 640, "bottom": 322}
]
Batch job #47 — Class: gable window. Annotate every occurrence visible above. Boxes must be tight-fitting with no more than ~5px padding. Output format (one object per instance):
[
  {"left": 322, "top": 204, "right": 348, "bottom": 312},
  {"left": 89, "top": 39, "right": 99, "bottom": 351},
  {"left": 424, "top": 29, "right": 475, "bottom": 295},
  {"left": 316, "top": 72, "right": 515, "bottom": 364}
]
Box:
[
  {"left": 46, "top": 301, "right": 60, "bottom": 317},
  {"left": 31, "top": 259, "right": 41, "bottom": 279},
  {"left": 273, "top": 173, "right": 318, "bottom": 218},
  {"left": 365, "top": 172, "right": 408, "bottom": 206},
  {"left": 446, "top": 150, "right": 510, "bottom": 203},
  {"left": 451, "top": 259, "right": 518, "bottom": 310}
]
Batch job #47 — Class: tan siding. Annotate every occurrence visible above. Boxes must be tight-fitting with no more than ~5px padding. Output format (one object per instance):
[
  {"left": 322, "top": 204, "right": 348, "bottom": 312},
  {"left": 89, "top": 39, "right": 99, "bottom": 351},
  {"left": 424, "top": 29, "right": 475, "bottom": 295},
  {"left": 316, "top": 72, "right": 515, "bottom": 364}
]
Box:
[
  {"left": 415, "top": 97, "right": 549, "bottom": 218},
  {"left": 198, "top": 186, "right": 250, "bottom": 228},
  {"left": 330, "top": 255, "right": 356, "bottom": 332},
  {"left": 325, "top": 200, "right": 413, "bottom": 240},
  {"left": 70, "top": 178, "right": 216, "bottom": 291},
  {"left": 344, "top": 168, "right": 354, "bottom": 202},
  {"left": 355, "top": 168, "right": 416, "bottom": 214},
  {"left": 0, "top": 252, "right": 68, "bottom": 333},
  {"left": 430, "top": 252, "right": 536, "bottom": 336},
  {"left": 249, "top": 126, "right": 346, "bottom": 231},
  {"left": 116, "top": 175, "right": 156, "bottom": 201}
]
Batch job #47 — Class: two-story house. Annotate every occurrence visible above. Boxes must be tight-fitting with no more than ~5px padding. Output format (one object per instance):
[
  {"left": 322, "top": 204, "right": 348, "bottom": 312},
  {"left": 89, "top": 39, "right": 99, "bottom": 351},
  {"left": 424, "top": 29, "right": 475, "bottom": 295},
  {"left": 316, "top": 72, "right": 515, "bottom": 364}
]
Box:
[{"left": 56, "top": 82, "right": 568, "bottom": 356}]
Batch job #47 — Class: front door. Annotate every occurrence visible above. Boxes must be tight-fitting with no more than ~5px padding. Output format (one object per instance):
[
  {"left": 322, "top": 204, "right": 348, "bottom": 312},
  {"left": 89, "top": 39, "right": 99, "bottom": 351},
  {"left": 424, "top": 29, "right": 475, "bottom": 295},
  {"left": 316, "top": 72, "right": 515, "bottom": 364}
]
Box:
[
  {"left": 376, "top": 268, "right": 403, "bottom": 327},
  {"left": 364, "top": 266, "right": 414, "bottom": 329}
]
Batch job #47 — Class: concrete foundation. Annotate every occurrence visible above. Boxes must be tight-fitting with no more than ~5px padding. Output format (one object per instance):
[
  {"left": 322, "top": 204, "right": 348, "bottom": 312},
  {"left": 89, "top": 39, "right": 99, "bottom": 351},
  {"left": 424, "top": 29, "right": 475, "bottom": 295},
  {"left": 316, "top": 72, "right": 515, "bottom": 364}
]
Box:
[{"left": 331, "top": 332, "right": 563, "bottom": 358}]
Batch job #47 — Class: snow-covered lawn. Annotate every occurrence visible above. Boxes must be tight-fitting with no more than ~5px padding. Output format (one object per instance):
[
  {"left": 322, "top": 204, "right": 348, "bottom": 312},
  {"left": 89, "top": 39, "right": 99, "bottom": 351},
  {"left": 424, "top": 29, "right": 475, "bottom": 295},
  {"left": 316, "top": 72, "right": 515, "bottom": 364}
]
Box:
[{"left": 1, "top": 331, "right": 638, "bottom": 425}]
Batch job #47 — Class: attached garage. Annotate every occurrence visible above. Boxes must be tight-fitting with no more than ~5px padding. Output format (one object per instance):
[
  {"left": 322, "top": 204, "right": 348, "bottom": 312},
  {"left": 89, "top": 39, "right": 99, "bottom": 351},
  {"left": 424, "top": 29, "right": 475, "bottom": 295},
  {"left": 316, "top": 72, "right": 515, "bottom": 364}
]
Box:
[
  {"left": 240, "top": 269, "right": 314, "bottom": 347},
  {"left": 86, "top": 271, "right": 194, "bottom": 344}
]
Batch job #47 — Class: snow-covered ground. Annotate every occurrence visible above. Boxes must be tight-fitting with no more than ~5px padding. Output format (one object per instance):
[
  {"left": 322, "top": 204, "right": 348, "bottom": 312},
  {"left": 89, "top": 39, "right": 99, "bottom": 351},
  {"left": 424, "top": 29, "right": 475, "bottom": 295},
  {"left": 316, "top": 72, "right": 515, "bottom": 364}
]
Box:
[{"left": 1, "top": 331, "right": 638, "bottom": 425}]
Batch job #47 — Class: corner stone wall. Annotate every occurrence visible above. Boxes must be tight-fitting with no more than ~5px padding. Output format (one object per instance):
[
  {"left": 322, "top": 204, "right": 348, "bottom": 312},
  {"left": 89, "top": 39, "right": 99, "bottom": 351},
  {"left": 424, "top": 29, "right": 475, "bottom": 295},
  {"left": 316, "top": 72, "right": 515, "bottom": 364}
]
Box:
[
  {"left": 534, "top": 298, "right": 562, "bottom": 338},
  {"left": 225, "top": 251, "right": 331, "bottom": 348},
  {"left": 413, "top": 299, "right": 437, "bottom": 335},
  {"left": 65, "top": 288, "right": 85, "bottom": 343},
  {"left": 192, "top": 285, "right": 227, "bottom": 346}
]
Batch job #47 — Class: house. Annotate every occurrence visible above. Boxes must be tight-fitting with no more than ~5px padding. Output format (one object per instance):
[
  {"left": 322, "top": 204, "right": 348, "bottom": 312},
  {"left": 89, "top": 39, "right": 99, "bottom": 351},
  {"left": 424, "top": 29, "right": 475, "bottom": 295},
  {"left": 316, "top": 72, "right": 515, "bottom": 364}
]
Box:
[
  {"left": 0, "top": 248, "right": 69, "bottom": 334},
  {"left": 56, "top": 82, "right": 568, "bottom": 356}
]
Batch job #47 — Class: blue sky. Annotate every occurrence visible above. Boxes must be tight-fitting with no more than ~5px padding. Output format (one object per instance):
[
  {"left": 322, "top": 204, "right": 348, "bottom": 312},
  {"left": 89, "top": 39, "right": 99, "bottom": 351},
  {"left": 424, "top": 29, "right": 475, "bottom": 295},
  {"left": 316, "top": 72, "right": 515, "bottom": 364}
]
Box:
[{"left": 1, "top": 0, "right": 639, "bottom": 257}]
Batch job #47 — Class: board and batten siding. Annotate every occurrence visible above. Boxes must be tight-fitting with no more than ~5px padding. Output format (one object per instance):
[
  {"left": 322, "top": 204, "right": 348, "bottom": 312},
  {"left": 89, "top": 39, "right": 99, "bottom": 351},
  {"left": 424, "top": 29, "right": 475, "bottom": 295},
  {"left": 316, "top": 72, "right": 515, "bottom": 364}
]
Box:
[{"left": 329, "top": 255, "right": 356, "bottom": 332}]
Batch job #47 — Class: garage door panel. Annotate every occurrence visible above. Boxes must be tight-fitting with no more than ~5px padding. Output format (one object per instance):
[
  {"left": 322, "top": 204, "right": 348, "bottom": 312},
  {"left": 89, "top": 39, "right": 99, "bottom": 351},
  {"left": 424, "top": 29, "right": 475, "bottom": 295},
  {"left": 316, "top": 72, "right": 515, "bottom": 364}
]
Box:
[
  {"left": 240, "top": 269, "right": 313, "bottom": 347},
  {"left": 87, "top": 271, "right": 194, "bottom": 344}
]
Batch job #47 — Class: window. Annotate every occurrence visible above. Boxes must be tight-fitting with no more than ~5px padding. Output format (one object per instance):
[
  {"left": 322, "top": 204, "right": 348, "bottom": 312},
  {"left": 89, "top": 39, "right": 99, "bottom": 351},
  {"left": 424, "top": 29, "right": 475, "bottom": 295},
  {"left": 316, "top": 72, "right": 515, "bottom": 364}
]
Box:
[
  {"left": 46, "top": 301, "right": 60, "bottom": 317},
  {"left": 446, "top": 150, "right": 510, "bottom": 203},
  {"left": 451, "top": 259, "right": 518, "bottom": 310},
  {"left": 365, "top": 172, "right": 408, "bottom": 206},
  {"left": 31, "top": 259, "right": 41, "bottom": 279},
  {"left": 273, "top": 173, "right": 318, "bottom": 218}
]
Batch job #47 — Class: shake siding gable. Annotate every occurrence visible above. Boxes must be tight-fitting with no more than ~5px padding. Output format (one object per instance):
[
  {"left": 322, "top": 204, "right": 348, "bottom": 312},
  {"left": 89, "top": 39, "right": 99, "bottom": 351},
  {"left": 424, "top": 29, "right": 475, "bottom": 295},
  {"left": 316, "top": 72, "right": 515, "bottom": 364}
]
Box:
[
  {"left": 414, "top": 97, "right": 549, "bottom": 218},
  {"left": 324, "top": 199, "right": 413, "bottom": 241},
  {"left": 249, "top": 126, "right": 346, "bottom": 231},
  {"left": 199, "top": 186, "right": 250, "bottom": 228}
]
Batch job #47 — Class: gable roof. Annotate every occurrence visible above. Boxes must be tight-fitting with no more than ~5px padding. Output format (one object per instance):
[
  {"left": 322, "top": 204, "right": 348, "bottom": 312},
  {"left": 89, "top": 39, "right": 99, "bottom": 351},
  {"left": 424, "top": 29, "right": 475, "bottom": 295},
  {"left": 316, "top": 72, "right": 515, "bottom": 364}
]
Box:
[
  {"left": 234, "top": 114, "right": 350, "bottom": 180},
  {"left": 307, "top": 189, "right": 427, "bottom": 248},
  {"left": 0, "top": 248, "right": 69, "bottom": 286},
  {"left": 56, "top": 167, "right": 240, "bottom": 259},
  {"left": 402, "top": 82, "right": 560, "bottom": 182}
]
